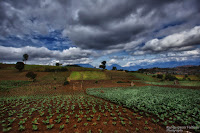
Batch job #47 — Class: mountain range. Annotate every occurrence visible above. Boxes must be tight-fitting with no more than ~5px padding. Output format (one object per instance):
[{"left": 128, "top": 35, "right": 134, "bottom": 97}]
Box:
[{"left": 76, "top": 60, "right": 200, "bottom": 71}]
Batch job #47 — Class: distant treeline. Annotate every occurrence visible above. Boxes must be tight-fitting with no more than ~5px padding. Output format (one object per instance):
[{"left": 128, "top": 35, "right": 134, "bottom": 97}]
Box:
[
  {"left": 44, "top": 67, "right": 68, "bottom": 72},
  {"left": 66, "top": 65, "right": 81, "bottom": 67}
]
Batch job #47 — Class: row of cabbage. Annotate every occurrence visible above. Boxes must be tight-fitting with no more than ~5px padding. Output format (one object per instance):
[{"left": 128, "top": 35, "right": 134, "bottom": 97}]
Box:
[
  {"left": 86, "top": 86, "right": 200, "bottom": 132},
  {"left": 0, "top": 93, "right": 148, "bottom": 132}
]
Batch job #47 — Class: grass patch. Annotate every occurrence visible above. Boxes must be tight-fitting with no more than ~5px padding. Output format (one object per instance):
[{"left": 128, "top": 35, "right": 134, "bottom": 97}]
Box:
[
  {"left": 132, "top": 80, "right": 200, "bottom": 86},
  {"left": 145, "top": 81, "right": 200, "bottom": 86},
  {"left": 69, "top": 71, "right": 109, "bottom": 80},
  {"left": 175, "top": 75, "right": 200, "bottom": 81},
  {"left": 130, "top": 73, "right": 159, "bottom": 82},
  {"left": 0, "top": 80, "right": 31, "bottom": 92},
  {"left": 179, "top": 81, "right": 200, "bottom": 86}
]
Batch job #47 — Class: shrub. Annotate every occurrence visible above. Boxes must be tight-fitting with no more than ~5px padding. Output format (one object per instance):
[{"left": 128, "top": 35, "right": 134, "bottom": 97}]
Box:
[
  {"left": 117, "top": 81, "right": 124, "bottom": 83},
  {"left": 26, "top": 72, "right": 37, "bottom": 81},
  {"left": 165, "top": 74, "right": 177, "bottom": 81},
  {"left": 152, "top": 75, "right": 156, "bottom": 77},
  {"left": 157, "top": 74, "right": 163, "bottom": 79},
  {"left": 64, "top": 81, "right": 69, "bottom": 85},
  {"left": 15, "top": 62, "right": 24, "bottom": 71}
]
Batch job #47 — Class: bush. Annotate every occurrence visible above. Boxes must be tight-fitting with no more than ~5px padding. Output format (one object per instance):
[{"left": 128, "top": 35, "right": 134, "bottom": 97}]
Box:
[
  {"left": 157, "top": 74, "right": 163, "bottom": 79},
  {"left": 152, "top": 75, "right": 156, "bottom": 77},
  {"left": 15, "top": 62, "right": 24, "bottom": 71},
  {"left": 64, "top": 81, "right": 69, "bottom": 85},
  {"left": 165, "top": 74, "right": 177, "bottom": 81},
  {"left": 117, "top": 81, "right": 124, "bottom": 83},
  {"left": 26, "top": 72, "right": 37, "bottom": 81}
]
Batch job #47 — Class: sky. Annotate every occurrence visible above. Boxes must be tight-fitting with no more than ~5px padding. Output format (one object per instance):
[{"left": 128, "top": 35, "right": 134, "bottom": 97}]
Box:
[{"left": 0, "top": 0, "right": 200, "bottom": 69}]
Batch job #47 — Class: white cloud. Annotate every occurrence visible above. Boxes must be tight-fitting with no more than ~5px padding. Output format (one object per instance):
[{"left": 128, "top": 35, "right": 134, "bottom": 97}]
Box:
[
  {"left": 142, "top": 26, "right": 200, "bottom": 52},
  {"left": 123, "top": 48, "right": 200, "bottom": 67},
  {"left": 0, "top": 45, "right": 94, "bottom": 65},
  {"left": 107, "top": 59, "right": 119, "bottom": 65}
]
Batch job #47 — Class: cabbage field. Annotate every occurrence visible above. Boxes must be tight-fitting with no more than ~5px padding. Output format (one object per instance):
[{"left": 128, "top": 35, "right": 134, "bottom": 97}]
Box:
[
  {"left": 0, "top": 92, "right": 166, "bottom": 132},
  {"left": 87, "top": 86, "right": 200, "bottom": 132}
]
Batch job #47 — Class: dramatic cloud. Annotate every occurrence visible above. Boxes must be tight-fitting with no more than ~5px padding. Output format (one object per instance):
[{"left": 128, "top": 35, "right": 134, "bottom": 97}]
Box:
[
  {"left": 141, "top": 26, "right": 200, "bottom": 53},
  {"left": 123, "top": 48, "right": 200, "bottom": 67},
  {"left": 0, "top": 0, "right": 200, "bottom": 68}
]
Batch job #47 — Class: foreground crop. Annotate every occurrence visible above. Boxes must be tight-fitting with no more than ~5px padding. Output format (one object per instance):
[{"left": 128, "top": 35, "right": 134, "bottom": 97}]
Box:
[
  {"left": 0, "top": 93, "right": 165, "bottom": 132},
  {"left": 87, "top": 86, "right": 200, "bottom": 132}
]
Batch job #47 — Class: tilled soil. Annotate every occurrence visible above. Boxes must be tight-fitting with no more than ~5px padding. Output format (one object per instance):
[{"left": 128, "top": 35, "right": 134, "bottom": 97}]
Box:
[{"left": 0, "top": 92, "right": 167, "bottom": 133}]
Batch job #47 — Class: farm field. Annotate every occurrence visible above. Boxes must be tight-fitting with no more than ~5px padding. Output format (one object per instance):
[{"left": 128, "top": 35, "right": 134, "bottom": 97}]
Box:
[
  {"left": 135, "top": 80, "right": 200, "bottom": 86},
  {"left": 0, "top": 64, "right": 200, "bottom": 132},
  {"left": 130, "top": 73, "right": 159, "bottom": 82},
  {"left": 1, "top": 1, "right": 200, "bottom": 133},
  {"left": 87, "top": 86, "right": 200, "bottom": 132},
  {"left": 0, "top": 92, "right": 166, "bottom": 133},
  {"left": 69, "top": 71, "right": 109, "bottom": 80},
  {"left": 130, "top": 72, "right": 200, "bottom": 87},
  {"left": 175, "top": 75, "right": 200, "bottom": 81}
]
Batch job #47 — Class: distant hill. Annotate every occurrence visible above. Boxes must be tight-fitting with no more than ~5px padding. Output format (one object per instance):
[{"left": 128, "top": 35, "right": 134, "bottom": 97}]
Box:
[
  {"left": 175, "top": 65, "right": 196, "bottom": 68},
  {"left": 106, "top": 64, "right": 124, "bottom": 70},
  {"left": 105, "top": 61, "right": 200, "bottom": 71},
  {"left": 71, "top": 60, "right": 200, "bottom": 71},
  {"left": 75, "top": 64, "right": 94, "bottom": 68}
]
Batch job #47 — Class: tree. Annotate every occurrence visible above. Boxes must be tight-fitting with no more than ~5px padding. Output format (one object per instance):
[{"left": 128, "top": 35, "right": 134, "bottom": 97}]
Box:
[
  {"left": 56, "top": 63, "right": 60, "bottom": 66},
  {"left": 102, "top": 61, "right": 106, "bottom": 65},
  {"left": 23, "top": 54, "right": 29, "bottom": 64},
  {"left": 26, "top": 72, "right": 37, "bottom": 82},
  {"left": 15, "top": 62, "right": 24, "bottom": 71},
  {"left": 99, "top": 61, "right": 106, "bottom": 70},
  {"left": 112, "top": 66, "right": 117, "bottom": 70}
]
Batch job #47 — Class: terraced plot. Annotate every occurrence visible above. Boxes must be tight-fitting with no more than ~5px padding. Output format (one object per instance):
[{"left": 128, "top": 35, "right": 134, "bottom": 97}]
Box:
[{"left": 69, "top": 71, "right": 109, "bottom": 80}]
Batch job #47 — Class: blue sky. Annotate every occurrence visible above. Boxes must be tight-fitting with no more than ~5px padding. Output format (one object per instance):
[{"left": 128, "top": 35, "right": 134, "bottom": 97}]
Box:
[{"left": 0, "top": 0, "right": 200, "bottom": 69}]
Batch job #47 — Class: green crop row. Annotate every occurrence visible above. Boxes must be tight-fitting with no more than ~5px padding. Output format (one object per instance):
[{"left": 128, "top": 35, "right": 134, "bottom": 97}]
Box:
[
  {"left": 0, "top": 92, "right": 149, "bottom": 132},
  {"left": 0, "top": 80, "right": 31, "bottom": 92},
  {"left": 86, "top": 86, "right": 200, "bottom": 131}
]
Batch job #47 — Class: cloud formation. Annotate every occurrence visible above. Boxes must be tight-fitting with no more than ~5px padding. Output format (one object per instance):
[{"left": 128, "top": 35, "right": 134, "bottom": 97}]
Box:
[
  {"left": 123, "top": 48, "right": 200, "bottom": 67},
  {"left": 0, "top": 0, "right": 200, "bottom": 67},
  {"left": 141, "top": 26, "right": 200, "bottom": 53},
  {"left": 0, "top": 45, "right": 94, "bottom": 64}
]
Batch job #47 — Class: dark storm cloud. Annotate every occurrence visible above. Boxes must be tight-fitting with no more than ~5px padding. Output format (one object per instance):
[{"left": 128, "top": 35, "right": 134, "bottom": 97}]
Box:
[
  {"left": 76, "top": 0, "right": 176, "bottom": 26},
  {"left": 0, "top": 0, "right": 200, "bottom": 60},
  {"left": 63, "top": 0, "right": 200, "bottom": 50}
]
